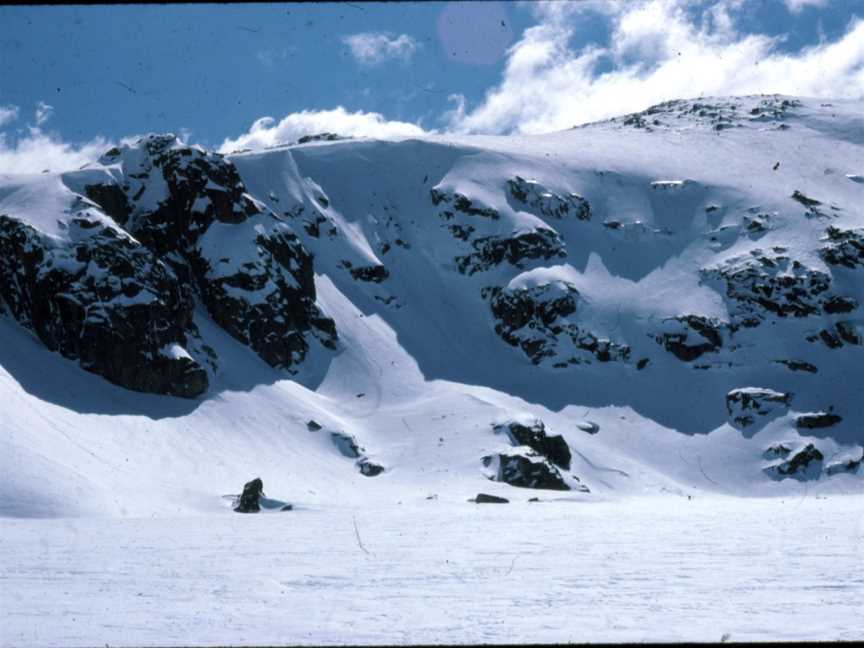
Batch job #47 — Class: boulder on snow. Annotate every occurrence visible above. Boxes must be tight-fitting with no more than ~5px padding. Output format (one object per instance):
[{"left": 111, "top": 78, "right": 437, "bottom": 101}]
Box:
[
  {"left": 306, "top": 419, "right": 323, "bottom": 431},
  {"left": 471, "top": 493, "right": 509, "bottom": 504},
  {"left": 796, "top": 411, "right": 842, "bottom": 429},
  {"left": 493, "top": 418, "right": 571, "bottom": 470},
  {"left": 482, "top": 452, "right": 571, "bottom": 491},
  {"left": 234, "top": 477, "right": 264, "bottom": 513},
  {"left": 764, "top": 444, "right": 824, "bottom": 480},
  {"left": 725, "top": 388, "right": 791, "bottom": 427}
]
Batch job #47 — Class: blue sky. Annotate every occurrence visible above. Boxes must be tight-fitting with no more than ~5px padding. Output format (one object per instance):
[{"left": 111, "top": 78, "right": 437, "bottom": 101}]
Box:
[{"left": 0, "top": 0, "right": 862, "bottom": 170}]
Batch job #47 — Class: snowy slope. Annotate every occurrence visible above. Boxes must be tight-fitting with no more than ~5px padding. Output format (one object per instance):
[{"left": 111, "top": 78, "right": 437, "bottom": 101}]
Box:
[{"left": 1, "top": 95, "right": 863, "bottom": 520}]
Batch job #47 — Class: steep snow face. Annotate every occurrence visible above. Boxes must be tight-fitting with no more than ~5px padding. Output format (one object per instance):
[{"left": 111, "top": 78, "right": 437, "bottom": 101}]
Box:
[{"left": 0, "top": 96, "right": 862, "bottom": 518}]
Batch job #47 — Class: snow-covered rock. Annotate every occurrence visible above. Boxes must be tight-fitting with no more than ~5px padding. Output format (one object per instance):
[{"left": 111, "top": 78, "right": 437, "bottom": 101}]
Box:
[
  {"left": 492, "top": 418, "right": 571, "bottom": 470},
  {"left": 763, "top": 444, "right": 824, "bottom": 480},
  {"left": 482, "top": 451, "right": 572, "bottom": 491},
  {"left": 725, "top": 388, "right": 791, "bottom": 428}
]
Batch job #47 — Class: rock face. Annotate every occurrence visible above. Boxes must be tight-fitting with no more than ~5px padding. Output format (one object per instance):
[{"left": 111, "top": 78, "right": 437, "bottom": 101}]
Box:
[
  {"left": 506, "top": 176, "right": 591, "bottom": 221},
  {"left": 85, "top": 135, "right": 338, "bottom": 372},
  {"left": 819, "top": 227, "right": 864, "bottom": 269},
  {"left": 482, "top": 452, "right": 571, "bottom": 491},
  {"left": 0, "top": 212, "right": 208, "bottom": 398},
  {"left": 764, "top": 444, "right": 823, "bottom": 480},
  {"left": 493, "top": 419, "right": 571, "bottom": 470},
  {"left": 486, "top": 282, "right": 630, "bottom": 366},
  {"left": 701, "top": 249, "right": 856, "bottom": 326},
  {"left": 725, "top": 388, "right": 791, "bottom": 427},
  {"left": 234, "top": 477, "right": 264, "bottom": 513},
  {"left": 655, "top": 315, "right": 725, "bottom": 362},
  {"left": 455, "top": 228, "right": 566, "bottom": 275}
]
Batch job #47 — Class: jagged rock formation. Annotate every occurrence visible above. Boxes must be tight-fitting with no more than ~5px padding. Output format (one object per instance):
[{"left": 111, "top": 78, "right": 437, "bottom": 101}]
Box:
[
  {"left": 493, "top": 419, "right": 571, "bottom": 470},
  {"left": 654, "top": 315, "right": 726, "bottom": 362},
  {"left": 764, "top": 444, "right": 824, "bottom": 480},
  {"left": 726, "top": 388, "right": 791, "bottom": 428},
  {"left": 485, "top": 282, "right": 630, "bottom": 366},
  {"left": 506, "top": 176, "right": 591, "bottom": 221},
  {"left": 0, "top": 209, "right": 208, "bottom": 398},
  {"left": 0, "top": 135, "right": 339, "bottom": 396},
  {"left": 482, "top": 451, "right": 571, "bottom": 491},
  {"left": 701, "top": 249, "right": 857, "bottom": 326},
  {"left": 820, "top": 227, "right": 864, "bottom": 269}
]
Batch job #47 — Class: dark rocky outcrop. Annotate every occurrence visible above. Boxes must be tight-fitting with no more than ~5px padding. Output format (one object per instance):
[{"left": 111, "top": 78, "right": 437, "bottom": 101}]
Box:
[
  {"left": 482, "top": 452, "right": 571, "bottom": 491},
  {"left": 83, "top": 135, "right": 338, "bottom": 371},
  {"left": 431, "top": 188, "right": 499, "bottom": 220},
  {"left": 819, "top": 226, "right": 864, "bottom": 269},
  {"left": 764, "top": 444, "right": 823, "bottom": 480},
  {"left": 486, "top": 282, "right": 630, "bottom": 366},
  {"left": 810, "top": 322, "right": 863, "bottom": 349},
  {"left": 234, "top": 477, "right": 264, "bottom": 513},
  {"left": 357, "top": 459, "right": 385, "bottom": 477},
  {"left": 655, "top": 315, "right": 725, "bottom": 361},
  {"left": 506, "top": 176, "right": 591, "bottom": 221},
  {"left": 306, "top": 420, "right": 323, "bottom": 431},
  {"left": 296, "top": 132, "right": 349, "bottom": 144},
  {"left": 725, "top": 388, "right": 791, "bottom": 427},
  {"left": 455, "top": 228, "right": 566, "bottom": 275},
  {"left": 776, "top": 359, "right": 818, "bottom": 373},
  {"left": 348, "top": 264, "right": 389, "bottom": 283},
  {"left": 0, "top": 213, "right": 208, "bottom": 398},
  {"left": 493, "top": 419, "right": 571, "bottom": 470},
  {"left": 796, "top": 411, "right": 842, "bottom": 429},
  {"left": 762, "top": 443, "right": 792, "bottom": 460},
  {"left": 701, "top": 249, "right": 855, "bottom": 326}
]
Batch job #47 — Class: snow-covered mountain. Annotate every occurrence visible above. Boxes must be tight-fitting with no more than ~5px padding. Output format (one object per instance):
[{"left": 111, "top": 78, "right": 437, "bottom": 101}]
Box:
[{"left": 1, "top": 94, "right": 862, "bottom": 518}]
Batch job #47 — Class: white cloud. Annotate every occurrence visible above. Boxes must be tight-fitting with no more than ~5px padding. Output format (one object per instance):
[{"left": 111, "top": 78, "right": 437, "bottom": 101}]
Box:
[
  {"left": 784, "top": 0, "right": 829, "bottom": 13},
  {"left": 0, "top": 127, "right": 111, "bottom": 174},
  {"left": 35, "top": 101, "right": 54, "bottom": 127},
  {"left": 343, "top": 32, "right": 418, "bottom": 66},
  {"left": 0, "top": 105, "right": 19, "bottom": 128},
  {"left": 219, "top": 107, "right": 428, "bottom": 152},
  {"left": 447, "top": 0, "right": 864, "bottom": 135}
]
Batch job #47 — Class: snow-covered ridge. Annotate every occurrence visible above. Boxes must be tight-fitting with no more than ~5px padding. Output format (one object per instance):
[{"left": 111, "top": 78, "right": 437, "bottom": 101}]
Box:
[{"left": 1, "top": 95, "right": 862, "bottom": 519}]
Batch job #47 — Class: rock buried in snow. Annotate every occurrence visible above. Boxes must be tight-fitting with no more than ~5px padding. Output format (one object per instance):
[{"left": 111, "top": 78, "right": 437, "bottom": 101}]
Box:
[
  {"left": 357, "top": 459, "right": 385, "bottom": 477},
  {"left": 493, "top": 418, "right": 572, "bottom": 469},
  {"left": 825, "top": 450, "right": 863, "bottom": 476},
  {"left": 796, "top": 411, "right": 842, "bottom": 429},
  {"left": 331, "top": 431, "right": 364, "bottom": 458},
  {"left": 471, "top": 493, "right": 509, "bottom": 504},
  {"left": 819, "top": 226, "right": 864, "bottom": 269},
  {"left": 576, "top": 421, "right": 600, "bottom": 435},
  {"left": 764, "top": 444, "right": 824, "bottom": 480},
  {"left": 483, "top": 452, "right": 571, "bottom": 491},
  {"left": 306, "top": 419, "right": 323, "bottom": 431},
  {"left": 654, "top": 315, "right": 725, "bottom": 362},
  {"left": 725, "top": 388, "right": 791, "bottom": 428},
  {"left": 234, "top": 477, "right": 264, "bottom": 513},
  {"left": 762, "top": 443, "right": 792, "bottom": 460}
]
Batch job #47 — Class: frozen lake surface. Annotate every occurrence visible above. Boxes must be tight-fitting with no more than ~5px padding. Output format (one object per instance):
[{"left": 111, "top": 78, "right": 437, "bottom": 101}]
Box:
[{"left": 2, "top": 495, "right": 863, "bottom": 646}]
